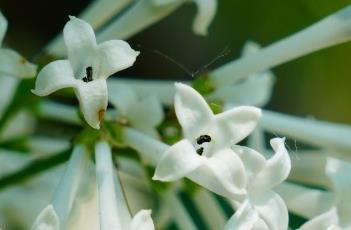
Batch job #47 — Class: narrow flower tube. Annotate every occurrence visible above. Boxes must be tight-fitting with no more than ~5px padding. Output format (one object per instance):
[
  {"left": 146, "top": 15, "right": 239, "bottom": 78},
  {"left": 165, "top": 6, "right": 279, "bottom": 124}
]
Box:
[
  {"left": 31, "top": 145, "right": 89, "bottom": 229},
  {"left": 211, "top": 5, "right": 351, "bottom": 87}
]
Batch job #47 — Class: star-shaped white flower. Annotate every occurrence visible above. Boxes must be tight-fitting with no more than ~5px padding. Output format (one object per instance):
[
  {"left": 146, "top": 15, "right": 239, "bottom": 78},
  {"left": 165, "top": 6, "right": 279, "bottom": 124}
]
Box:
[
  {"left": 32, "top": 16, "right": 139, "bottom": 129},
  {"left": 0, "top": 11, "right": 37, "bottom": 79},
  {"left": 108, "top": 84, "right": 164, "bottom": 138},
  {"left": 152, "top": 0, "right": 217, "bottom": 35},
  {"left": 225, "top": 138, "right": 291, "bottom": 230},
  {"left": 153, "top": 83, "right": 261, "bottom": 199},
  {"left": 299, "top": 157, "right": 351, "bottom": 230}
]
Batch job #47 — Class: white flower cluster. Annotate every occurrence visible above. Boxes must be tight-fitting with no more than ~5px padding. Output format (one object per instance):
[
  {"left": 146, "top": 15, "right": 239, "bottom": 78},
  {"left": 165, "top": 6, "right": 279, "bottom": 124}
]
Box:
[{"left": 0, "top": 1, "right": 351, "bottom": 230}]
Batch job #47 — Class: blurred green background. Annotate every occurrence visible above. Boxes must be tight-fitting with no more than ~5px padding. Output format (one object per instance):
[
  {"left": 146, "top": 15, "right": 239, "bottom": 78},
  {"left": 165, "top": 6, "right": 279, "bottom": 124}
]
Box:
[{"left": 1, "top": 0, "right": 351, "bottom": 124}]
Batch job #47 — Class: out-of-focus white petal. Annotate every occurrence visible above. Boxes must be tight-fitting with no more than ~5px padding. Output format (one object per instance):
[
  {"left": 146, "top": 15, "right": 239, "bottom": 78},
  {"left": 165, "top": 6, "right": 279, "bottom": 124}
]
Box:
[
  {"left": 0, "top": 11, "right": 7, "bottom": 46},
  {"left": 96, "top": 40, "right": 139, "bottom": 79},
  {"left": 188, "top": 148, "right": 247, "bottom": 199},
  {"left": 130, "top": 210, "right": 155, "bottom": 230},
  {"left": 250, "top": 138, "right": 291, "bottom": 193},
  {"left": 0, "top": 49, "right": 36, "bottom": 78},
  {"left": 75, "top": 79, "right": 107, "bottom": 129},
  {"left": 108, "top": 85, "right": 137, "bottom": 115},
  {"left": 153, "top": 139, "right": 202, "bottom": 181},
  {"left": 215, "top": 106, "right": 261, "bottom": 145},
  {"left": 0, "top": 74, "right": 18, "bottom": 118},
  {"left": 192, "top": 0, "right": 217, "bottom": 35},
  {"left": 31, "top": 205, "right": 60, "bottom": 230},
  {"left": 299, "top": 208, "right": 338, "bottom": 230},
  {"left": 251, "top": 191, "right": 289, "bottom": 230},
  {"left": 241, "top": 41, "right": 261, "bottom": 55},
  {"left": 174, "top": 83, "right": 213, "bottom": 139},
  {"left": 63, "top": 16, "right": 97, "bottom": 78},
  {"left": 224, "top": 200, "right": 258, "bottom": 230},
  {"left": 0, "top": 110, "right": 35, "bottom": 141},
  {"left": 31, "top": 60, "right": 77, "bottom": 96}
]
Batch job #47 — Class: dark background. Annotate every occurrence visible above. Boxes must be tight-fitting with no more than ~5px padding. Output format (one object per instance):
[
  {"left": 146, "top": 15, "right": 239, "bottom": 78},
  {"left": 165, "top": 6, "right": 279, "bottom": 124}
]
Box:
[{"left": 1, "top": 0, "right": 351, "bottom": 124}]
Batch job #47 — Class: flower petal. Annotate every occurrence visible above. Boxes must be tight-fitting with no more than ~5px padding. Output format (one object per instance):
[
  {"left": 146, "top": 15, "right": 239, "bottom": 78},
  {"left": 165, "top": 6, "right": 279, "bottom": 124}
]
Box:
[
  {"left": 153, "top": 139, "right": 202, "bottom": 181},
  {"left": 299, "top": 208, "right": 338, "bottom": 230},
  {"left": 0, "top": 48, "right": 37, "bottom": 78},
  {"left": 108, "top": 85, "right": 138, "bottom": 115},
  {"left": 250, "top": 138, "right": 291, "bottom": 193},
  {"left": 0, "top": 11, "right": 7, "bottom": 45},
  {"left": 250, "top": 191, "right": 288, "bottom": 230},
  {"left": 231, "top": 145, "right": 266, "bottom": 183},
  {"left": 63, "top": 16, "right": 97, "bottom": 78},
  {"left": 31, "top": 60, "right": 77, "bottom": 96},
  {"left": 130, "top": 210, "right": 155, "bottom": 230},
  {"left": 188, "top": 148, "right": 247, "bottom": 199},
  {"left": 31, "top": 205, "right": 60, "bottom": 230},
  {"left": 0, "top": 74, "right": 19, "bottom": 117},
  {"left": 96, "top": 40, "right": 139, "bottom": 79},
  {"left": 174, "top": 83, "right": 213, "bottom": 139},
  {"left": 224, "top": 200, "right": 259, "bottom": 230},
  {"left": 75, "top": 78, "right": 108, "bottom": 129},
  {"left": 192, "top": 0, "right": 217, "bottom": 35},
  {"left": 215, "top": 106, "right": 261, "bottom": 145}
]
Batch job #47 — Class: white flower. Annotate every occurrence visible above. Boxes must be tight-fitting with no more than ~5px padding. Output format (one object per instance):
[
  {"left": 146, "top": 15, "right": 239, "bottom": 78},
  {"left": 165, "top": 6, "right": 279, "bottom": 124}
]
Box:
[
  {"left": 225, "top": 138, "right": 291, "bottom": 230},
  {"left": 31, "top": 145, "right": 89, "bottom": 230},
  {"left": 108, "top": 84, "right": 164, "bottom": 138},
  {"left": 32, "top": 16, "right": 139, "bottom": 129},
  {"left": 0, "top": 11, "right": 37, "bottom": 79},
  {"left": 299, "top": 158, "right": 351, "bottom": 230},
  {"left": 153, "top": 83, "right": 261, "bottom": 199},
  {"left": 152, "top": 0, "right": 217, "bottom": 35},
  {"left": 95, "top": 141, "right": 155, "bottom": 230}
]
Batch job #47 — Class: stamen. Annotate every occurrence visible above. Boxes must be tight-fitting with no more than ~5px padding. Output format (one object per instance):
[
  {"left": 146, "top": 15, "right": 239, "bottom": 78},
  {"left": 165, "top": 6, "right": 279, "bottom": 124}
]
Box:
[
  {"left": 196, "top": 135, "right": 211, "bottom": 145},
  {"left": 196, "top": 147, "right": 204, "bottom": 155},
  {"left": 82, "top": 77, "right": 88, "bottom": 82},
  {"left": 86, "top": 66, "right": 93, "bottom": 81}
]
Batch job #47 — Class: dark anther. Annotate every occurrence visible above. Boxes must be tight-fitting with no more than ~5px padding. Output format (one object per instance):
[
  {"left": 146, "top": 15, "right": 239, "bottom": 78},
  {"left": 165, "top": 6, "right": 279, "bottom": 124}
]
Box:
[
  {"left": 82, "top": 77, "right": 88, "bottom": 82},
  {"left": 196, "top": 135, "right": 211, "bottom": 145},
  {"left": 196, "top": 147, "right": 204, "bottom": 155},
  {"left": 86, "top": 66, "right": 93, "bottom": 81}
]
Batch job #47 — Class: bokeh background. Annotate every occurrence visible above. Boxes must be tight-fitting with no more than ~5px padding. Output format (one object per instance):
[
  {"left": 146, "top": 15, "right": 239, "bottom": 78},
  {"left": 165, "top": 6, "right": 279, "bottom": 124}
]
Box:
[{"left": 1, "top": 0, "right": 351, "bottom": 124}]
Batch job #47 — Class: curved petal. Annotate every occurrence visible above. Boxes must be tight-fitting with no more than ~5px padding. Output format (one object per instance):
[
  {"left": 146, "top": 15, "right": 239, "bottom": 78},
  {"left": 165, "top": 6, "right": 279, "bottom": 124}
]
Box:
[
  {"left": 251, "top": 191, "right": 288, "bottom": 230},
  {"left": 108, "top": 85, "right": 137, "bottom": 115},
  {"left": 0, "top": 48, "right": 37, "bottom": 78},
  {"left": 215, "top": 106, "right": 261, "bottom": 145},
  {"left": 251, "top": 138, "right": 291, "bottom": 193},
  {"left": 96, "top": 40, "right": 139, "bottom": 79},
  {"left": 0, "top": 11, "right": 7, "bottom": 45},
  {"left": 231, "top": 145, "right": 265, "bottom": 183},
  {"left": 75, "top": 78, "right": 108, "bottom": 129},
  {"left": 130, "top": 210, "right": 155, "bottom": 230},
  {"left": 0, "top": 74, "right": 19, "bottom": 118},
  {"left": 299, "top": 208, "right": 338, "bottom": 230},
  {"left": 188, "top": 148, "right": 247, "bottom": 199},
  {"left": 31, "top": 205, "right": 60, "bottom": 230},
  {"left": 63, "top": 16, "right": 97, "bottom": 78},
  {"left": 153, "top": 139, "right": 202, "bottom": 181},
  {"left": 31, "top": 60, "right": 77, "bottom": 96},
  {"left": 224, "top": 200, "right": 259, "bottom": 230},
  {"left": 174, "top": 83, "right": 213, "bottom": 139},
  {"left": 192, "top": 0, "right": 217, "bottom": 35}
]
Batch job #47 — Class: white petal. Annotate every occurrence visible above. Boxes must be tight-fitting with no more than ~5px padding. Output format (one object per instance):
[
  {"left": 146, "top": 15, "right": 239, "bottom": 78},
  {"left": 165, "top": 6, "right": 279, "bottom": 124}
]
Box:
[
  {"left": 96, "top": 40, "right": 139, "bottom": 79},
  {"left": 153, "top": 139, "right": 202, "bottom": 181},
  {"left": 250, "top": 191, "right": 289, "bottom": 230},
  {"left": 75, "top": 78, "right": 108, "bottom": 129},
  {"left": 0, "top": 48, "right": 37, "bottom": 78},
  {"left": 299, "top": 208, "right": 338, "bottom": 230},
  {"left": 241, "top": 41, "right": 261, "bottom": 56},
  {"left": 174, "top": 83, "right": 213, "bottom": 139},
  {"left": 31, "top": 205, "right": 60, "bottom": 230},
  {"left": 0, "top": 110, "right": 35, "bottom": 141},
  {"left": 152, "top": 0, "right": 178, "bottom": 5},
  {"left": 251, "top": 138, "right": 291, "bottom": 193},
  {"left": 130, "top": 210, "right": 155, "bottom": 230},
  {"left": 108, "top": 85, "right": 138, "bottom": 115},
  {"left": 0, "top": 11, "right": 7, "bottom": 45},
  {"left": 209, "top": 72, "right": 274, "bottom": 107},
  {"left": 231, "top": 145, "right": 266, "bottom": 183},
  {"left": 0, "top": 74, "right": 19, "bottom": 118},
  {"left": 63, "top": 16, "right": 97, "bottom": 78},
  {"left": 215, "top": 106, "right": 261, "bottom": 145},
  {"left": 188, "top": 148, "right": 247, "bottom": 199},
  {"left": 224, "top": 200, "right": 259, "bottom": 230},
  {"left": 192, "top": 0, "right": 217, "bottom": 35},
  {"left": 31, "top": 60, "right": 77, "bottom": 96}
]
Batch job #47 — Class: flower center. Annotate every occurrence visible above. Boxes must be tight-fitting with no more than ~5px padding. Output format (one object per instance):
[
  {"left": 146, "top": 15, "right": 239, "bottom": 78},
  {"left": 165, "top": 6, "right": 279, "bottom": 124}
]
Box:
[
  {"left": 195, "top": 134, "right": 211, "bottom": 155},
  {"left": 82, "top": 66, "right": 93, "bottom": 82}
]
